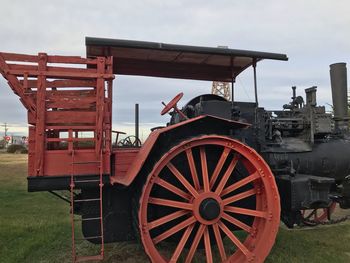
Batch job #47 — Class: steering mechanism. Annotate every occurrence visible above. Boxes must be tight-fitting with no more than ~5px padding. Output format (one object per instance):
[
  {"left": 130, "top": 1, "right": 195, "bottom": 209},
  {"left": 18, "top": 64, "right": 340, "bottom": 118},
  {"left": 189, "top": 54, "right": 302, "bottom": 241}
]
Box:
[{"left": 161, "top": 92, "right": 188, "bottom": 120}]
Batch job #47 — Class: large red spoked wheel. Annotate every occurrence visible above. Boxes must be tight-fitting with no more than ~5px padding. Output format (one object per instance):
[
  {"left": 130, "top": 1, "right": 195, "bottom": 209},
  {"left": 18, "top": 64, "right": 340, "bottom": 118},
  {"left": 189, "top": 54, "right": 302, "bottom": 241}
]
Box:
[
  {"left": 301, "top": 202, "right": 337, "bottom": 224},
  {"left": 137, "top": 135, "right": 280, "bottom": 262}
]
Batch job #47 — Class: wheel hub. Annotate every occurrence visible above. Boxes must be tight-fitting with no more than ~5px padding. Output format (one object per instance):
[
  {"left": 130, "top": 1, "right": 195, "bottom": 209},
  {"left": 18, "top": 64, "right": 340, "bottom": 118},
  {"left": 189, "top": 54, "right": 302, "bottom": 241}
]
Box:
[{"left": 199, "top": 198, "right": 221, "bottom": 220}]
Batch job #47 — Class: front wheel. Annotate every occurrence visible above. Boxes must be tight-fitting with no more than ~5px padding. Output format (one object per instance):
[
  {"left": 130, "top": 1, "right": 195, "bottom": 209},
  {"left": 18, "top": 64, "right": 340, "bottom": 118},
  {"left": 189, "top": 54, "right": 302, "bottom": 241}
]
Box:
[{"left": 135, "top": 135, "right": 280, "bottom": 262}]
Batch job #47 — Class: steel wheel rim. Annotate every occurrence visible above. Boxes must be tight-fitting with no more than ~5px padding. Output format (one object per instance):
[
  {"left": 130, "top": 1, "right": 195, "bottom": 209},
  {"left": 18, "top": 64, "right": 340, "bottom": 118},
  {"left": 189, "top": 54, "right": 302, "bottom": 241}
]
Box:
[{"left": 138, "top": 135, "right": 280, "bottom": 263}]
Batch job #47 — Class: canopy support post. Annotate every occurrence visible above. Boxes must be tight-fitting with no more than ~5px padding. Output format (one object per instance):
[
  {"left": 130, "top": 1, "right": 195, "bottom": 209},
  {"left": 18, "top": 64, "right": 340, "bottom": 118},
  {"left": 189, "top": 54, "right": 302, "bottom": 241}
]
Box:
[
  {"left": 253, "top": 59, "right": 258, "bottom": 107},
  {"left": 231, "top": 77, "right": 235, "bottom": 102}
]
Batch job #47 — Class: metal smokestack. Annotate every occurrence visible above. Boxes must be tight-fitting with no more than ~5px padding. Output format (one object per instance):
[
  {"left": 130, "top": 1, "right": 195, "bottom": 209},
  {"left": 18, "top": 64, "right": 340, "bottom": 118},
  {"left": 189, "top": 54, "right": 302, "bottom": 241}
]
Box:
[{"left": 330, "top": 62, "right": 348, "bottom": 131}]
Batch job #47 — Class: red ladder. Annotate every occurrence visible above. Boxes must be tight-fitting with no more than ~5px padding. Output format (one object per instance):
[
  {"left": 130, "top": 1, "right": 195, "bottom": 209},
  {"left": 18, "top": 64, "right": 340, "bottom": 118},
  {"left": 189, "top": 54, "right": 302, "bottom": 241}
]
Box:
[{"left": 70, "top": 151, "right": 105, "bottom": 262}]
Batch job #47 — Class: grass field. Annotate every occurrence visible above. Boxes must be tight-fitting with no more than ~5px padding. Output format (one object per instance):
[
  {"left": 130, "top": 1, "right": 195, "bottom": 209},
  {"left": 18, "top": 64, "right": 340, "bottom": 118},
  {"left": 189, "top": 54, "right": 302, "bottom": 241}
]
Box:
[{"left": 0, "top": 153, "right": 350, "bottom": 263}]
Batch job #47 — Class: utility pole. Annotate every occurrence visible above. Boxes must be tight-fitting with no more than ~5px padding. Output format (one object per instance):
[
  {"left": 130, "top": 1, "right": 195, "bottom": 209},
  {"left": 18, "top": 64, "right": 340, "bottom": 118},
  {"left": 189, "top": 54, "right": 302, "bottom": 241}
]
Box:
[
  {"left": 1, "top": 123, "right": 9, "bottom": 136},
  {"left": 1, "top": 123, "right": 9, "bottom": 148}
]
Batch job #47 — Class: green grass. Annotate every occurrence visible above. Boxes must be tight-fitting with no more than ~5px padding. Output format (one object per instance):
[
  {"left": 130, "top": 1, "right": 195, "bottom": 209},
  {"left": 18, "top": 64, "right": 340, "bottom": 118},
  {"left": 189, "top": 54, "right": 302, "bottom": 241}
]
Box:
[{"left": 0, "top": 153, "right": 349, "bottom": 262}]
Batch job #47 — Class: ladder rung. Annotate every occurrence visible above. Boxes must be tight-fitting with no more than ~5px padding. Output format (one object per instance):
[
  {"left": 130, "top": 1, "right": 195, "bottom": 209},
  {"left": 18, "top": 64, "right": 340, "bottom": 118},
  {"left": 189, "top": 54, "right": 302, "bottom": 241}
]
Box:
[
  {"left": 75, "top": 254, "right": 103, "bottom": 262},
  {"left": 74, "top": 198, "right": 100, "bottom": 203},
  {"left": 76, "top": 235, "right": 102, "bottom": 241},
  {"left": 74, "top": 179, "right": 100, "bottom": 183},
  {"left": 72, "top": 161, "right": 101, "bottom": 165},
  {"left": 74, "top": 217, "right": 102, "bottom": 222}
]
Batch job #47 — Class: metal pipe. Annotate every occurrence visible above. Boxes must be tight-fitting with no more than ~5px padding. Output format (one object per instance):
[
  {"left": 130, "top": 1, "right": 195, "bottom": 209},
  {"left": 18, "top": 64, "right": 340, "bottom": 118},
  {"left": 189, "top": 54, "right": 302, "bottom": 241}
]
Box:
[
  {"left": 231, "top": 78, "right": 235, "bottom": 102},
  {"left": 253, "top": 59, "right": 258, "bottom": 107},
  {"left": 292, "top": 86, "right": 296, "bottom": 100},
  {"left": 135, "top": 103, "right": 140, "bottom": 145},
  {"left": 330, "top": 62, "right": 348, "bottom": 131}
]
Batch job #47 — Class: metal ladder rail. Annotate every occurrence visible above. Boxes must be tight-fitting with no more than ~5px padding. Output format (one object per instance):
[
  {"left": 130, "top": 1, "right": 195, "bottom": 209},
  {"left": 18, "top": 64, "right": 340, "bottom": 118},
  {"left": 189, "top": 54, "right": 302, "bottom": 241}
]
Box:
[{"left": 70, "top": 150, "right": 105, "bottom": 262}]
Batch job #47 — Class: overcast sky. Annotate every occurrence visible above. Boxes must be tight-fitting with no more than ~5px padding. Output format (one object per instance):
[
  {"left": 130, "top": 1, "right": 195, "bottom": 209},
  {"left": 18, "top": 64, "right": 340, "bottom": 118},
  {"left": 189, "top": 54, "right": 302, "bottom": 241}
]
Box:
[{"left": 0, "top": 0, "right": 349, "bottom": 139}]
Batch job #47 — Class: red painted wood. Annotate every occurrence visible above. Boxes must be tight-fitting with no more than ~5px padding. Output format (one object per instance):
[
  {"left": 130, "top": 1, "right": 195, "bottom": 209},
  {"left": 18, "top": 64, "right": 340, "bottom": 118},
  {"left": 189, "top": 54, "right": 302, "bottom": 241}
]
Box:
[
  {"left": 46, "top": 89, "right": 96, "bottom": 98},
  {"left": 28, "top": 126, "right": 36, "bottom": 176},
  {"left": 7, "top": 68, "right": 113, "bottom": 80},
  {"left": 0, "top": 51, "right": 114, "bottom": 178},
  {"left": 20, "top": 79, "right": 96, "bottom": 88},
  {"left": 34, "top": 53, "right": 48, "bottom": 176},
  {"left": 47, "top": 55, "right": 97, "bottom": 65},
  {"left": 113, "top": 149, "right": 139, "bottom": 180},
  {"left": 46, "top": 111, "right": 96, "bottom": 124},
  {"left": 46, "top": 97, "right": 96, "bottom": 109},
  {"left": 44, "top": 150, "right": 110, "bottom": 176},
  {"left": 0, "top": 54, "right": 36, "bottom": 112},
  {"left": 0, "top": 52, "right": 39, "bottom": 62}
]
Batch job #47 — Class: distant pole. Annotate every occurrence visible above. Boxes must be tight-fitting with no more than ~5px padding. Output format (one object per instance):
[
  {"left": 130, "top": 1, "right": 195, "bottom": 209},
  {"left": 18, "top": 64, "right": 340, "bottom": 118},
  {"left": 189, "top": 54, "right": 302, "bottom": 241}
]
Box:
[
  {"left": 1, "top": 123, "right": 8, "bottom": 137},
  {"left": 135, "top": 104, "right": 140, "bottom": 146}
]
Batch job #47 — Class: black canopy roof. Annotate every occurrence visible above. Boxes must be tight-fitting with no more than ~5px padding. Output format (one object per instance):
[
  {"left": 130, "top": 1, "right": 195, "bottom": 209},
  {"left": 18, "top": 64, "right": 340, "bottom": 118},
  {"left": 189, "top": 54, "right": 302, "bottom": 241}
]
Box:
[{"left": 86, "top": 37, "right": 288, "bottom": 82}]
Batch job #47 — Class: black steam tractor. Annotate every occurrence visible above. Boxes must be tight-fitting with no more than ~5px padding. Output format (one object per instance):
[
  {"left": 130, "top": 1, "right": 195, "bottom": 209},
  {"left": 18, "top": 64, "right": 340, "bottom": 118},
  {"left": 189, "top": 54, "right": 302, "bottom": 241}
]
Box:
[
  {"left": 170, "top": 62, "right": 350, "bottom": 228},
  {"left": 1, "top": 37, "right": 349, "bottom": 262}
]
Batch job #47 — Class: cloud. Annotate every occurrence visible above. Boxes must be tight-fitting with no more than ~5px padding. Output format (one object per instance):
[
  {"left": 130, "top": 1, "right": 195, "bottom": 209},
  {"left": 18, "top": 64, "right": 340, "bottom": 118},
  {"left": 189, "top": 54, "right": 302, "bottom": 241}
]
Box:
[{"left": 0, "top": 0, "right": 349, "bottom": 135}]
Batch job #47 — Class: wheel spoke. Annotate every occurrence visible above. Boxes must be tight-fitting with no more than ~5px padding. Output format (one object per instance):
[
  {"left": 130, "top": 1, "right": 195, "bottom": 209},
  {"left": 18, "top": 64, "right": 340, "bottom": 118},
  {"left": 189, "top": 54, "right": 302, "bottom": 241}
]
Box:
[
  {"left": 218, "top": 220, "right": 252, "bottom": 258},
  {"left": 212, "top": 223, "right": 227, "bottom": 261},
  {"left": 167, "top": 162, "right": 199, "bottom": 198},
  {"left": 185, "top": 224, "right": 206, "bottom": 263},
  {"left": 203, "top": 226, "right": 213, "bottom": 263},
  {"left": 225, "top": 206, "right": 267, "bottom": 218},
  {"left": 210, "top": 147, "right": 231, "bottom": 189},
  {"left": 200, "top": 147, "right": 210, "bottom": 192},
  {"left": 155, "top": 177, "right": 191, "bottom": 200},
  {"left": 222, "top": 212, "right": 252, "bottom": 233},
  {"left": 223, "top": 188, "right": 257, "bottom": 205},
  {"left": 215, "top": 155, "right": 239, "bottom": 195},
  {"left": 153, "top": 216, "right": 196, "bottom": 244},
  {"left": 221, "top": 171, "right": 260, "bottom": 197},
  {"left": 170, "top": 223, "right": 195, "bottom": 262},
  {"left": 186, "top": 148, "right": 200, "bottom": 190},
  {"left": 148, "top": 210, "right": 189, "bottom": 230},
  {"left": 149, "top": 197, "right": 193, "bottom": 210},
  {"left": 305, "top": 209, "right": 316, "bottom": 220}
]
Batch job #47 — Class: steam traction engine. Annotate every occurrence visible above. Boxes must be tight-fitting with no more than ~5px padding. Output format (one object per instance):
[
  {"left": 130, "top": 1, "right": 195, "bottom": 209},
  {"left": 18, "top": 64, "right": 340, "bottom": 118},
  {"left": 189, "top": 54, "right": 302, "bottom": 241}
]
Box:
[{"left": 0, "top": 37, "right": 349, "bottom": 263}]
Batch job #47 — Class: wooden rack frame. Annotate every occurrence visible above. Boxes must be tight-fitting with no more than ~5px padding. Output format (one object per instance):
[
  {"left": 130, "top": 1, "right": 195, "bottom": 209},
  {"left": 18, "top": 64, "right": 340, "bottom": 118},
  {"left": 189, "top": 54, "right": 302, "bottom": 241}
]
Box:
[{"left": 0, "top": 52, "right": 114, "bottom": 177}]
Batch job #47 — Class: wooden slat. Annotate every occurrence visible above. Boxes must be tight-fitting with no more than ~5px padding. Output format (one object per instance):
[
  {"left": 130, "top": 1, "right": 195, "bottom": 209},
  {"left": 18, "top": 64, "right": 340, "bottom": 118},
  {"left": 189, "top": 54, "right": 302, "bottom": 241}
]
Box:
[
  {"left": 20, "top": 79, "right": 97, "bottom": 88},
  {"left": 47, "top": 55, "right": 97, "bottom": 65},
  {"left": 0, "top": 52, "right": 97, "bottom": 65},
  {"left": 46, "top": 125, "right": 95, "bottom": 130},
  {"left": 46, "top": 111, "right": 96, "bottom": 124},
  {"left": 8, "top": 64, "right": 38, "bottom": 71},
  {"left": 46, "top": 137, "right": 95, "bottom": 142},
  {"left": 8, "top": 65, "right": 98, "bottom": 74},
  {"left": 46, "top": 89, "right": 96, "bottom": 98},
  {"left": 7, "top": 69, "right": 114, "bottom": 80},
  {"left": 46, "top": 97, "right": 96, "bottom": 109},
  {"left": 47, "top": 65, "right": 97, "bottom": 74},
  {"left": 0, "top": 52, "right": 39, "bottom": 62}
]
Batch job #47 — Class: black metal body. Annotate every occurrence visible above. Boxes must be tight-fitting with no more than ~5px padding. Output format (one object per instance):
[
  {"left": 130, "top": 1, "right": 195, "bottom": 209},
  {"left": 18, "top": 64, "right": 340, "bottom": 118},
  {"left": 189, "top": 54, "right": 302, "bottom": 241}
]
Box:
[{"left": 169, "top": 63, "right": 350, "bottom": 227}]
